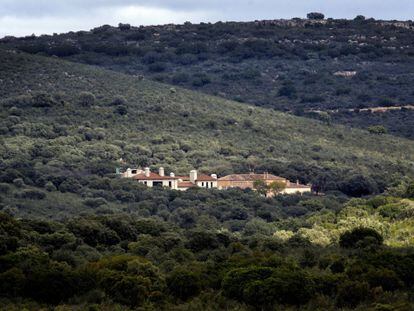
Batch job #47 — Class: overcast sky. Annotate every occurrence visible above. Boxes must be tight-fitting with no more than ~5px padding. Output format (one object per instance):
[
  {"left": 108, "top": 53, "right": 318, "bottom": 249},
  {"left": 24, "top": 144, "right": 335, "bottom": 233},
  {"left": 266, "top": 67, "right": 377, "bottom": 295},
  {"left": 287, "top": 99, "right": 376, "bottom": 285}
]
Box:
[{"left": 1, "top": 0, "right": 413, "bottom": 38}]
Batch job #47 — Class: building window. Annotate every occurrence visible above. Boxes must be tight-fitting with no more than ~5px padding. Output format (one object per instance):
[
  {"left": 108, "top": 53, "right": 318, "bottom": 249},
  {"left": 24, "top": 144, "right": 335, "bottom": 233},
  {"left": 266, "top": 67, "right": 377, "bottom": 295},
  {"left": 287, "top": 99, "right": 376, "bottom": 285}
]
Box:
[
  {"left": 153, "top": 181, "right": 163, "bottom": 187},
  {"left": 169, "top": 181, "right": 172, "bottom": 188}
]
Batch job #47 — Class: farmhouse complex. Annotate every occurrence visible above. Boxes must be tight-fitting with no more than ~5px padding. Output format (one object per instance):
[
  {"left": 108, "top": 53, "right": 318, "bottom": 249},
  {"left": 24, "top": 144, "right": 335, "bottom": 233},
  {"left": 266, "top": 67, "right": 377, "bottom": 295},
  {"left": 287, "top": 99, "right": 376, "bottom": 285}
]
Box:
[
  {"left": 218, "top": 173, "right": 311, "bottom": 194},
  {"left": 120, "top": 167, "right": 311, "bottom": 195},
  {"left": 121, "top": 167, "right": 217, "bottom": 191}
]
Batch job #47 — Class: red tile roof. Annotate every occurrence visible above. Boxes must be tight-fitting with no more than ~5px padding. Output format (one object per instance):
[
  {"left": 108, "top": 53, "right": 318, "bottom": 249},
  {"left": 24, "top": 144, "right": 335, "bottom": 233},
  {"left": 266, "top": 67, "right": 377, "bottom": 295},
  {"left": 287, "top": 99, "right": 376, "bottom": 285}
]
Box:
[
  {"left": 176, "top": 174, "right": 216, "bottom": 182},
  {"left": 132, "top": 172, "right": 179, "bottom": 180},
  {"left": 218, "top": 173, "right": 286, "bottom": 182},
  {"left": 196, "top": 174, "right": 217, "bottom": 181},
  {"left": 178, "top": 182, "right": 197, "bottom": 188}
]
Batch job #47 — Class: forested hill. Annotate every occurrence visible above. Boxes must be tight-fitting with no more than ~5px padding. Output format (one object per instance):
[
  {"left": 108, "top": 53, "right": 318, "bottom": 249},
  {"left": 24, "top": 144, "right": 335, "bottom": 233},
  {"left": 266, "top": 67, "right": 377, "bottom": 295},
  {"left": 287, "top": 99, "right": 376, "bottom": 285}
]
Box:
[
  {"left": 2, "top": 17, "right": 414, "bottom": 138},
  {"left": 0, "top": 48, "right": 413, "bottom": 196},
  {"left": 2, "top": 35, "right": 414, "bottom": 311}
]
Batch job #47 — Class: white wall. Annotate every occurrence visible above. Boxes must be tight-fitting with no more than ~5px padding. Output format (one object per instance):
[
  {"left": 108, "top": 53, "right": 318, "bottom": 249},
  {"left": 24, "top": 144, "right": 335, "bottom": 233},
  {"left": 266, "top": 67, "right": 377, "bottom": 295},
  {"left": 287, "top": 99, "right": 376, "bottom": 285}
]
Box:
[
  {"left": 138, "top": 179, "right": 178, "bottom": 190},
  {"left": 196, "top": 181, "right": 218, "bottom": 189},
  {"left": 282, "top": 187, "right": 311, "bottom": 194}
]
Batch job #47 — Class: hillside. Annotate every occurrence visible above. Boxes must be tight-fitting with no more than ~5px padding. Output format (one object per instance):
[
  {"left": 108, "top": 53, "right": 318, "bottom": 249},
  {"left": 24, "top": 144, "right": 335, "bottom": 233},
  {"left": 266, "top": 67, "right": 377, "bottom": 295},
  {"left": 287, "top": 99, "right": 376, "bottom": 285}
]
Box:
[
  {"left": 2, "top": 18, "right": 414, "bottom": 138},
  {"left": 2, "top": 48, "right": 414, "bottom": 310},
  {"left": 1, "top": 48, "right": 414, "bottom": 196}
]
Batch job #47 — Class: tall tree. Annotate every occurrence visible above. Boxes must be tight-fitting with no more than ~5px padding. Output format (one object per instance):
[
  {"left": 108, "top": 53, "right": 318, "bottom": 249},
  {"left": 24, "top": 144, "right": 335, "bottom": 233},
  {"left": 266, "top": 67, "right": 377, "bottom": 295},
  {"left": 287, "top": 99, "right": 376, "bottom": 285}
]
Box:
[
  {"left": 253, "top": 179, "right": 268, "bottom": 197},
  {"left": 268, "top": 181, "right": 286, "bottom": 196}
]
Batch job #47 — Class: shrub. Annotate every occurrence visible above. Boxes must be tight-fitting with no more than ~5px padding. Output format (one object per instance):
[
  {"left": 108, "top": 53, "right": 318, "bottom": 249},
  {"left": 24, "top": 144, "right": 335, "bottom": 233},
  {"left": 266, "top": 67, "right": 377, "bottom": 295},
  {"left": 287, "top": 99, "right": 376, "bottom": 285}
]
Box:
[
  {"left": 242, "top": 119, "right": 253, "bottom": 129},
  {"left": 223, "top": 266, "right": 315, "bottom": 306},
  {"left": 167, "top": 269, "right": 201, "bottom": 300},
  {"left": 9, "top": 106, "right": 22, "bottom": 116},
  {"left": 31, "top": 92, "right": 58, "bottom": 108},
  {"left": 367, "top": 125, "right": 387, "bottom": 135},
  {"left": 206, "top": 120, "right": 218, "bottom": 129},
  {"left": 335, "top": 88, "right": 352, "bottom": 96},
  {"left": 186, "top": 230, "right": 219, "bottom": 251},
  {"left": 0, "top": 183, "right": 11, "bottom": 194},
  {"left": 126, "top": 32, "right": 146, "bottom": 41},
  {"left": 307, "top": 12, "right": 325, "bottom": 20},
  {"left": 110, "top": 96, "right": 127, "bottom": 106},
  {"left": 114, "top": 190, "right": 135, "bottom": 202},
  {"left": 0, "top": 267, "right": 25, "bottom": 297},
  {"left": 222, "top": 266, "right": 274, "bottom": 301},
  {"left": 59, "top": 178, "right": 82, "bottom": 193},
  {"left": 340, "top": 175, "right": 378, "bottom": 197},
  {"left": 366, "top": 269, "right": 403, "bottom": 291},
  {"left": 218, "top": 40, "right": 239, "bottom": 53},
  {"left": 45, "top": 181, "right": 57, "bottom": 192},
  {"left": 378, "top": 97, "right": 395, "bottom": 107},
  {"left": 118, "top": 23, "right": 131, "bottom": 31},
  {"left": 339, "top": 227, "right": 383, "bottom": 248},
  {"left": 336, "top": 280, "right": 369, "bottom": 307},
  {"left": 176, "top": 42, "right": 207, "bottom": 55},
  {"left": 84, "top": 129, "right": 106, "bottom": 141},
  {"left": 192, "top": 74, "right": 211, "bottom": 87},
  {"left": 172, "top": 72, "right": 190, "bottom": 84},
  {"left": 278, "top": 84, "right": 297, "bottom": 98},
  {"left": 83, "top": 197, "right": 108, "bottom": 208},
  {"left": 378, "top": 203, "right": 404, "bottom": 219},
  {"left": 148, "top": 62, "right": 167, "bottom": 72},
  {"left": 176, "top": 53, "right": 198, "bottom": 65},
  {"left": 357, "top": 93, "right": 372, "bottom": 102},
  {"left": 17, "top": 189, "right": 46, "bottom": 200},
  {"left": 114, "top": 105, "right": 128, "bottom": 115},
  {"left": 0, "top": 169, "right": 22, "bottom": 183},
  {"left": 100, "top": 273, "right": 149, "bottom": 307},
  {"left": 48, "top": 43, "right": 80, "bottom": 57},
  {"left": 79, "top": 92, "right": 96, "bottom": 107},
  {"left": 354, "top": 15, "right": 366, "bottom": 21},
  {"left": 12, "top": 178, "right": 25, "bottom": 188},
  {"left": 406, "top": 181, "right": 414, "bottom": 198},
  {"left": 91, "top": 25, "right": 111, "bottom": 34}
]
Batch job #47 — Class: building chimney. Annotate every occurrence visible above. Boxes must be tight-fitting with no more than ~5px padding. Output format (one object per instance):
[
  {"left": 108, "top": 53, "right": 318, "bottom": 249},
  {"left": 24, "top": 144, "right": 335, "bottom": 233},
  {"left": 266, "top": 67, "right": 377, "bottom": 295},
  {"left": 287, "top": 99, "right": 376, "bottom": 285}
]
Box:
[
  {"left": 126, "top": 168, "right": 132, "bottom": 177},
  {"left": 159, "top": 167, "right": 165, "bottom": 177},
  {"left": 211, "top": 174, "right": 217, "bottom": 179},
  {"left": 170, "top": 172, "right": 175, "bottom": 177},
  {"left": 190, "top": 170, "right": 198, "bottom": 183},
  {"left": 144, "top": 167, "right": 150, "bottom": 177}
]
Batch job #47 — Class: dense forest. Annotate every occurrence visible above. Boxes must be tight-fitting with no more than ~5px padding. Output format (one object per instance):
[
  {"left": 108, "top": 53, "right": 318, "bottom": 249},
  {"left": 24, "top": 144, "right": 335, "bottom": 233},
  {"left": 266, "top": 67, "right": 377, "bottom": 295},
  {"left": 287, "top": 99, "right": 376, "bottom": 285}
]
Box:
[
  {"left": 1, "top": 177, "right": 414, "bottom": 310},
  {"left": 1, "top": 16, "right": 414, "bottom": 310},
  {"left": 2, "top": 17, "right": 414, "bottom": 138}
]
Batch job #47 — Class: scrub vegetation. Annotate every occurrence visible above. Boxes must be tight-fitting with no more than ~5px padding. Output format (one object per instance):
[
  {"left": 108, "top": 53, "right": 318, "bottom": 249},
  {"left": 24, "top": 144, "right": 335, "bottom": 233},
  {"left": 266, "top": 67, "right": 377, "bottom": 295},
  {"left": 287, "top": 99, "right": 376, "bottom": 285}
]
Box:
[
  {"left": 1, "top": 16, "right": 414, "bottom": 309},
  {"left": 2, "top": 17, "right": 414, "bottom": 138}
]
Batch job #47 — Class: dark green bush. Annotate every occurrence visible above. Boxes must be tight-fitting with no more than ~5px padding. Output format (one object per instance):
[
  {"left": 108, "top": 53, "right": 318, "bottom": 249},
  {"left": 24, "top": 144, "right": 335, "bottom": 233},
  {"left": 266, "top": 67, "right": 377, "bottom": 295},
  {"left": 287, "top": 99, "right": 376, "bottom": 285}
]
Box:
[
  {"left": 17, "top": 189, "right": 46, "bottom": 200},
  {"left": 114, "top": 105, "right": 128, "bottom": 115},
  {"left": 167, "top": 269, "right": 201, "bottom": 300},
  {"left": 339, "top": 227, "right": 383, "bottom": 248},
  {"left": 307, "top": 12, "right": 325, "bottom": 20},
  {"left": 31, "top": 92, "right": 58, "bottom": 108},
  {"left": 79, "top": 92, "right": 96, "bottom": 107},
  {"left": 340, "top": 175, "right": 378, "bottom": 197},
  {"left": 336, "top": 280, "right": 369, "bottom": 307}
]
